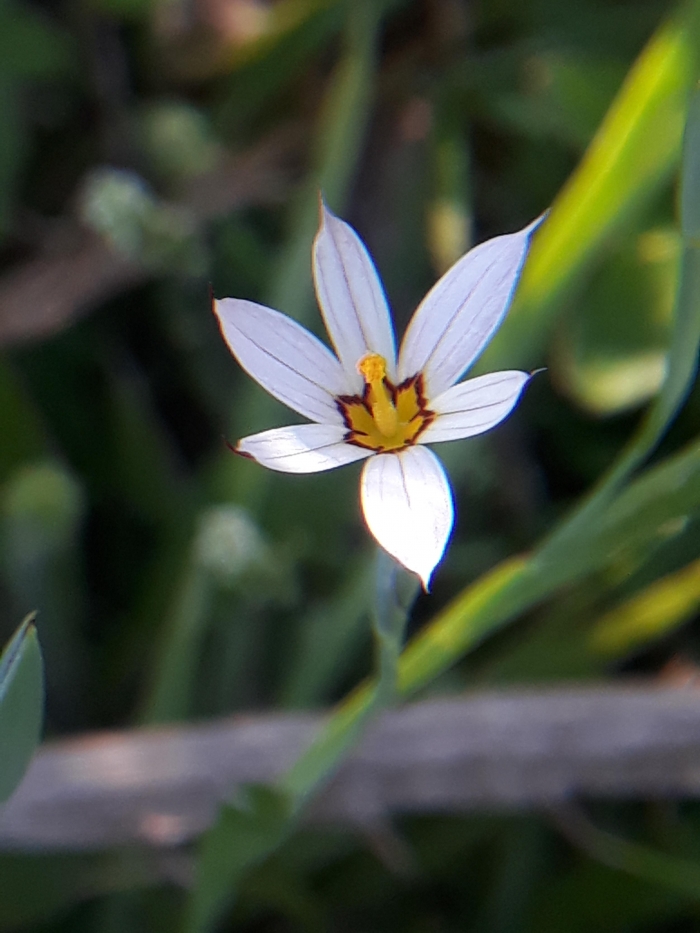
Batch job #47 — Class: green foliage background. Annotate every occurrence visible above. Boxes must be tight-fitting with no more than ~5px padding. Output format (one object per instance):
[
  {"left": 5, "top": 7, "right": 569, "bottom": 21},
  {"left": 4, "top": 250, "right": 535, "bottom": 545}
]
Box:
[{"left": 3, "top": 0, "right": 700, "bottom": 929}]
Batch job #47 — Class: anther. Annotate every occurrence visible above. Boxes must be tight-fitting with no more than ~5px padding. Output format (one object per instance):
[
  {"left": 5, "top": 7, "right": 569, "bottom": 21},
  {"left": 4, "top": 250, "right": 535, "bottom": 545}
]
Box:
[{"left": 358, "top": 353, "right": 398, "bottom": 438}]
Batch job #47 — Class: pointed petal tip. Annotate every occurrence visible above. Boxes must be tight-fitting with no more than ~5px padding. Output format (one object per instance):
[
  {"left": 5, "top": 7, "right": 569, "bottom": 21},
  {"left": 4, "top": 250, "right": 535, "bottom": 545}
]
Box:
[
  {"left": 399, "top": 555, "right": 440, "bottom": 593},
  {"left": 398, "top": 215, "right": 546, "bottom": 395},
  {"left": 224, "top": 435, "right": 257, "bottom": 461},
  {"left": 525, "top": 210, "right": 549, "bottom": 238},
  {"left": 380, "top": 551, "right": 437, "bottom": 593},
  {"left": 424, "top": 370, "right": 533, "bottom": 445},
  {"left": 211, "top": 295, "right": 229, "bottom": 336},
  {"left": 317, "top": 191, "right": 329, "bottom": 224},
  {"left": 313, "top": 200, "right": 397, "bottom": 384},
  {"left": 231, "top": 442, "right": 255, "bottom": 461},
  {"left": 380, "top": 550, "right": 435, "bottom": 590},
  {"left": 317, "top": 194, "right": 338, "bottom": 228},
  {"left": 211, "top": 294, "right": 231, "bottom": 327}
]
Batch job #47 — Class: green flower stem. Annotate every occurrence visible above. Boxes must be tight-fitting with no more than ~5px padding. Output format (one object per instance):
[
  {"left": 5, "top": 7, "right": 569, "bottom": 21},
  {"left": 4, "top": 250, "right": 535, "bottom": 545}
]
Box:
[
  {"left": 281, "top": 549, "right": 418, "bottom": 808},
  {"left": 184, "top": 551, "right": 418, "bottom": 933},
  {"left": 370, "top": 549, "right": 419, "bottom": 708}
]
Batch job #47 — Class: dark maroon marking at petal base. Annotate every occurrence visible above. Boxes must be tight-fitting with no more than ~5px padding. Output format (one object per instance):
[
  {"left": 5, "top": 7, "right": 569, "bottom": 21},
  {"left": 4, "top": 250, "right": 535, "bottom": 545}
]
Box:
[{"left": 225, "top": 439, "right": 255, "bottom": 460}]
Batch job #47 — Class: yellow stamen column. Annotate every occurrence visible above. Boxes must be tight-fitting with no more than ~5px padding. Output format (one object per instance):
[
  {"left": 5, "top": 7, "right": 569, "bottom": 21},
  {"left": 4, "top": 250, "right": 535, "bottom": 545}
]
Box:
[{"left": 358, "top": 354, "right": 398, "bottom": 438}]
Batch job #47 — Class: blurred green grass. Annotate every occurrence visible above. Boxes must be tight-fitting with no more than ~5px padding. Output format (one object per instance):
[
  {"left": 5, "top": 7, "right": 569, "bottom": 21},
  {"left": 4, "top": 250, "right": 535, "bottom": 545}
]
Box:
[{"left": 3, "top": 0, "right": 700, "bottom": 930}]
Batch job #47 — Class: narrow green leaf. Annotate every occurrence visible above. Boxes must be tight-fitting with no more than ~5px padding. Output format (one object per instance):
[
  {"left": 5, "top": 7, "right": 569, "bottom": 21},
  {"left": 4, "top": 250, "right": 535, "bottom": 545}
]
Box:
[
  {"left": 527, "top": 79, "right": 700, "bottom": 567},
  {"left": 139, "top": 562, "right": 212, "bottom": 725},
  {"left": 399, "top": 437, "right": 700, "bottom": 695},
  {"left": 266, "top": 0, "right": 383, "bottom": 324},
  {"left": 589, "top": 555, "right": 700, "bottom": 655},
  {"left": 481, "top": 0, "right": 700, "bottom": 372},
  {"left": 185, "top": 786, "right": 294, "bottom": 933},
  {"left": 0, "top": 615, "right": 43, "bottom": 803}
]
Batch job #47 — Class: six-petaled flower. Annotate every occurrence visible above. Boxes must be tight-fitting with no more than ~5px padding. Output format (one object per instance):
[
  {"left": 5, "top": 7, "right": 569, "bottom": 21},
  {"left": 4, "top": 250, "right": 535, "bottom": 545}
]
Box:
[{"left": 214, "top": 203, "right": 540, "bottom": 587}]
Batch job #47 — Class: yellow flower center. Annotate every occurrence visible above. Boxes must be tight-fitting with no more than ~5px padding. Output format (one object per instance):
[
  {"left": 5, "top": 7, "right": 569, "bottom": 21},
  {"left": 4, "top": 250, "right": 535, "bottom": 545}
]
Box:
[{"left": 337, "top": 353, "right": 435, "bottom": 453}]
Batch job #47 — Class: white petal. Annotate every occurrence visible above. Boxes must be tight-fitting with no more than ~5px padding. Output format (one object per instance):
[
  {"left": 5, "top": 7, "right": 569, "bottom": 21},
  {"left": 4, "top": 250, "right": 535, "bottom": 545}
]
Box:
[
  {"left": 360, "top": 446, "right": 453, "bottom": 589},
  {"left": 398, "top": 216, "right": 542, "bottom": 398},
  {"left": 313, "top": 201, "right": 396, "bottom": 390},
  {"left": 237, "top": 423, "right": 372, "bottom": 473},
  {"left": 214, "top": 298, "right": 350, "bottom": 425},
  {"left": 420, "top": 371, "right": 531, "bottom": 444}
]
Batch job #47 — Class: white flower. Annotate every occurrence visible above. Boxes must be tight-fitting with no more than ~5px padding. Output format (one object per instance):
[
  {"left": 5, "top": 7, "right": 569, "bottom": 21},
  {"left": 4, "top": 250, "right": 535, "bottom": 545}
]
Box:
[{"left": 214, "top": 203, "right": 540, "bottom": 588}]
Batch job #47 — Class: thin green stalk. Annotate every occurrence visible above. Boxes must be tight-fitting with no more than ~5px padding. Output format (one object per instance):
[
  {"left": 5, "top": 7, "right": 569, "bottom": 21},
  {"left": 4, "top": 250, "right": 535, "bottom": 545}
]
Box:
[{"left": 281, "top": 549, "right": 417, "bottom": 805}]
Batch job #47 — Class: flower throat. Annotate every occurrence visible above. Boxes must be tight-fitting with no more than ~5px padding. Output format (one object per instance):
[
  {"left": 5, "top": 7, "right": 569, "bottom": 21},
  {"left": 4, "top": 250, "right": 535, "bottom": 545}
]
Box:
[{"left": 336, "top": 353, "right": 435, "bottom": 453}]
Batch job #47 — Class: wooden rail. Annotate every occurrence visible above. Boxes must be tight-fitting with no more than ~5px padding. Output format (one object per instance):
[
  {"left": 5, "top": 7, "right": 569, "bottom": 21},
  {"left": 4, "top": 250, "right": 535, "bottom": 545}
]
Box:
[{"left": 2, "top": 684, "right": 700, "bottom": 851}]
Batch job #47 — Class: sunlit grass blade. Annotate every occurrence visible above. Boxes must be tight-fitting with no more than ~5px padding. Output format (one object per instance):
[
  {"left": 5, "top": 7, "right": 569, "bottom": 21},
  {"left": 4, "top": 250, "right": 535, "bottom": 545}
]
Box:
[
  {"left": 397, "top": 79, "right": 700, "bottom": 691},
  {"left": 264, "top": 433, "right": 700, "bottom": 764},
  {"left": 481, "top": 0, "right": 700, "bottom": 373},
  {"left": 535, "top": 82, "right": 700, "bottom": 559},
  {"left": 589, "top": 557, "right": 700, "bottom": 656}
]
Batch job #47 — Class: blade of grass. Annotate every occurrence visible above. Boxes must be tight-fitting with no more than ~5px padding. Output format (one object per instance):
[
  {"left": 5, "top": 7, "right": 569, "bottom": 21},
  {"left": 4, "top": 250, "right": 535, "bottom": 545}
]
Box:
[
  {"left": 589, "top": 556, "right": 700, "bottom": 656},
  {"left": 480, "top": 0, "right": 700, "bottom": 373},
  {"left": 536, "top": 82, "right": 700, "bottom": 559}
]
